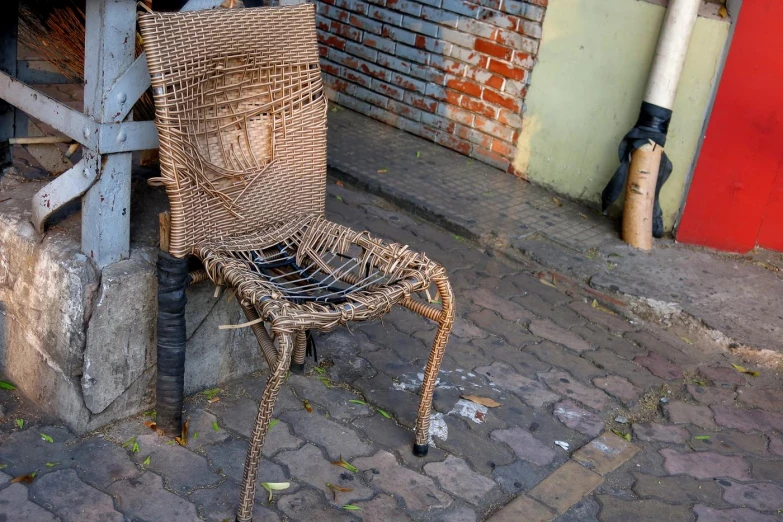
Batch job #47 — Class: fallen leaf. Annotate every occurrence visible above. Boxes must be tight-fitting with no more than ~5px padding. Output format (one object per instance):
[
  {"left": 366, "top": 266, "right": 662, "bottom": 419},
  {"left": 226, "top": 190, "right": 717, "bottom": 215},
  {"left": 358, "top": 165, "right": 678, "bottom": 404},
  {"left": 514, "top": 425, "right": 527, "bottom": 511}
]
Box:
[
  {"left": 15, "top": 419, "right": 23, "bottom": 429},
  {"left": 0, "top": 380, "right": 17, "bottom": 390},
  {"left": 680, "top": 336, "right": 694, "bottom": 345},
  {"left": 335, "top": 195, "right": 344, "bottom": 202},
  {"left": 335, "top": 180, "right": 344, "bottom": 187},
  {"left": 377, "top": 409, "right": 391, "bottom": 419},
  {"left": 303, "top": 400, "right": 313, "bottom": 413},
  {"left": 261, "top": 482, "right": 290, "bottom": 502},
  {"left": 11, "top": 472, "right": 36, "bottom": 484},
  {"left": 201, "top": 388, "right": 221, "bottom": 400},
  {"left": 591, "top": 299, "right": 617, "bottom": 315},
  {"left": 348, "top": 400, "right": 367, "bottom": 405},
  {"left": 40, "top": 433, "right": 54, "bottom": 443},
  {"left": 718, "top": 5, "right": 727, "bottom": 18},
  {"left": 326, "top": 483, "right": 354, "bottom": 493},
  {"left": 144, "top": 421, "right": 158, "bottom": 431},
  {"left": 132, "top": 441, "right": 140, "bottom": 453},
  {"left": 0, "top": 464, "right": 6, "bottom": 470},
  {"left": 579, "top": 213, "right": 588, "bottom": 220},
  {"left": 122, "top": 436, "right": 137, "bottom": 449},
  {"left": 192, "top": 432, "right": 199, "bottom": 440},
  {"left": 539, "top": 277, "right": 557, "bottom": 288},
  {"left": 319, "top": 377, "right": 333, "bottom": 388},
  {"left": 612, "top": 429, "right": 631, "bottom": 441},
  {"left": 332, "top": 456, "right": 358, "bottom": 473},
  {"left": 143, "top": 456, "right": 151, "bottom": 466},
  {"left": 331, "top": 106, "right": 338, "bottom": 112},
  {"left": 416, "top": 151, "right": 421, "bottom": 158},
  {"left": 461, "top": 395, "right": 501, "bottom": 408},
  {"left": 45, "top": 462, "right": 59, "bottom": 468},
  {"left": 552, "top": 196, "right": 563, "bottom": 207},
  {"left": 313, "top": 367, "right": 326, "bottom": 375},
  {"left": 269, "top": 419, "right": 279, "bottom": 430},
  {"left": 144, "top": 409, "right": 156, "bottom": 417},
  {"left": 377, "top": 169, "right": 388, "bottom": 174},
  {"left": 453, "top": 234, "right": 466, "bottom": 242},
  {"left": 208, "top": 397, "right": 221, "bottom": 404},
  {"left": 694, "top": 435, "right": 711, "bottom": 441},
  {"left": 182, "top": 420, "right": 189, "bottom": 443},
  {"left": 693, "top": 379, "right": 707, "bottom": 386},
  {"left": 731, "top": 363, "right": 759, "bottom": 377},
  {"left": 343, "top": 504, "right": 361, "bottom": 511},
  {"left": 212, "top": 420, "right": 220, "bottom": 432}
]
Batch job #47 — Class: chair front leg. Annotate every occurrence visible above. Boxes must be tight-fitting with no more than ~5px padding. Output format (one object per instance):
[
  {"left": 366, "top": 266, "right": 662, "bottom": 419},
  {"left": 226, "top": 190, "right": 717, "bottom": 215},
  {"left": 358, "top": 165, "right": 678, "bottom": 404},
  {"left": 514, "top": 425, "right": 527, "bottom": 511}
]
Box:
[
  {"left": 236, "top": 331, "right": 293, "bottom": 522},
  {"left": 290, "top": 330, "right": 307, "bottom": 374},
  {"left": 413, "top": 276, "right": 455, "bottom": 456}
]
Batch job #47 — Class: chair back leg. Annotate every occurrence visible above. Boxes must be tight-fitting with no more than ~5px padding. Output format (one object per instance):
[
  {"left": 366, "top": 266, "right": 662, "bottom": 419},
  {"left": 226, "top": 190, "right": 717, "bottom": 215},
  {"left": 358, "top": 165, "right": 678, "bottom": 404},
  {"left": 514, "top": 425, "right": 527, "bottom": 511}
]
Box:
[
  {"left": 290, "top": 330, "right": 307, "bottom": 374},
  {"left": 413, "top": 277, "right": 455, "bottom": 456},
  {"left": 237, "top": 331, "right": 294, "bottom": 522}
]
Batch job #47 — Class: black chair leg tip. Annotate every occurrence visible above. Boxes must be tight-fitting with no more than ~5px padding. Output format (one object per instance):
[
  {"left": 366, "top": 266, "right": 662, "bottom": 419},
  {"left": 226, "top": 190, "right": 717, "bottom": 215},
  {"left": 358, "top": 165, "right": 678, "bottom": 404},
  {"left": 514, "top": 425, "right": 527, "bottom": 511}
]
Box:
[
  {"left": 290, "top": 362, "right": 305, "bottom": 374},
  {"left": 413, "top": 443, "right": 429, "bottom": 457}
]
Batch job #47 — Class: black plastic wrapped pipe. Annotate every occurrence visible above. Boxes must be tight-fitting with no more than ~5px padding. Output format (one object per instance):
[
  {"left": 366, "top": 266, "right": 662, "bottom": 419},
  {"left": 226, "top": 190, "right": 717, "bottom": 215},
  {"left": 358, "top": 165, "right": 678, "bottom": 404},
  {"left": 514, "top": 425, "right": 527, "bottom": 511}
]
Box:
[
  {"left": 155, "top": 250, "right": 189, "bottom": 435},
  {"left": 601, "top": 101, "right": 674, "bottom": 239}
]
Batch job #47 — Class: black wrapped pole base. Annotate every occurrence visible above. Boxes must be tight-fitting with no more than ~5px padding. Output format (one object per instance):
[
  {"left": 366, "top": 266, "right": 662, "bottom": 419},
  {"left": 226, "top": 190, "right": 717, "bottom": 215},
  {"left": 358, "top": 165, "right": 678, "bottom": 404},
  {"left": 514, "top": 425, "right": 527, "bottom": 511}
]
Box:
[
  {"left": 155, "top": 250, "right": 189, "bottom": 435},
  {"left": 413, "top": 443, "right": 429, "bottom": 457}
]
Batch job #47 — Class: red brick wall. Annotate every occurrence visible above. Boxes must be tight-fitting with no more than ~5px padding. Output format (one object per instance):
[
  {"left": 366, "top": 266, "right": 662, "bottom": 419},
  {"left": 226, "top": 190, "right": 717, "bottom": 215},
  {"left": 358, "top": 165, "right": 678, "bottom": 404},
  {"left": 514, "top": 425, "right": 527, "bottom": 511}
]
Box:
[{"left": 315, "top": 0, "right": 546, "bottom": 172}]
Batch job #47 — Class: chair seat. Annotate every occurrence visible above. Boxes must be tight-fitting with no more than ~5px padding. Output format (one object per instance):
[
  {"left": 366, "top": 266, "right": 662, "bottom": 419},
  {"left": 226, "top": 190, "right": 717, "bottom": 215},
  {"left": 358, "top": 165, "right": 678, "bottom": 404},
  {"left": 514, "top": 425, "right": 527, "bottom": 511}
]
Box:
[{"left": 196, "top": 214, "right": 444, "bottom": 329}]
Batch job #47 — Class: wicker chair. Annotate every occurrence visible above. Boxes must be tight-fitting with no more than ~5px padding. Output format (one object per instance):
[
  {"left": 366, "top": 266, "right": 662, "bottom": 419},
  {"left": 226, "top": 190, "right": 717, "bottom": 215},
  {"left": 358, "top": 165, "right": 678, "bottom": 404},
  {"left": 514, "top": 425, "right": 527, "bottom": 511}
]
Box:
[{"left": 139, "top": 5, "right": 454, "bottom": 521}]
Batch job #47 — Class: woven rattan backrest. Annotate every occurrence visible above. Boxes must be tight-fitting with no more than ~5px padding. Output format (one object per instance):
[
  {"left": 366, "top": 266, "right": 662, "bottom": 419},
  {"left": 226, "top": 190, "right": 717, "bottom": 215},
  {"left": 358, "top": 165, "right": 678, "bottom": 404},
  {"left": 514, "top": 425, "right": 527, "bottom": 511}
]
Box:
[{"left": 138, "top": 5, "right": 327, "bottom": 257}]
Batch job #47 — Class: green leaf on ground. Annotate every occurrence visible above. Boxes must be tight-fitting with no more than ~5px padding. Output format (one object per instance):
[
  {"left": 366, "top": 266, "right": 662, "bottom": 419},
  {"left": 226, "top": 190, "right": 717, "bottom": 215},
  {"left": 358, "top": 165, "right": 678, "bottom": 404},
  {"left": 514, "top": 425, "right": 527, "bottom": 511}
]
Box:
[
  {"left": 143, "top": 410, "right": 156, "bottom": 417},
  {"left": 348, "top": 400, "right": 367, "bottom": 405},
  {"left": 212, "top": 420, "right": 220, "bottom": 432},
  {"left": 416, "top": 151, "right": 421, "bottom": 158},
  {"left": 331, "top": 456, "right": 358, "bottom": 473},
  {"left": 143, "top": 456, "right": 151, "bottom": 466},
  {"left": 313, "top": 367, "right": 326, "bottom": 375},
  {"left": 192, "top": 432, "right": 199, "bottom": 440},
  {"left": 15, "top": 419, "right": 23, "bottom": 429},
  {"left": 0, "top": 464, "right": 6, "bottom": 470},
  {"left": 335, "top": 195, "right": 343, "bottom": 202},
  {"left": 0, "top": 381, "right": 16, "bottom": 390},
  {"left": 694, "top": 435, "right": 711, "bottom": 441},
  {"left": 319, "top": 377, "right": 333, "bottom": 388},
  {"left": 680, "top": 336, "right": 694, "bottom": 345},
  {"left": 40, "top": 433, "right": 54, "bottom": 443},
  {"left": 45, "top": 462, "right": 59, "bottom": 468},
  {"left": 376, "top": 409, "right": 391, "bottom": 419},
  {"left": 269, "top": 419, "right": 279, "bottom": 430},
  {"left": 612, "top": 429, "right": 631, "bottom": 441},
  {"left": 343, "top": 504, "right": 361, "bottom": 510},
  {"left": 122, "top": 436, "right": 136, "bottom": 449},
  {"left": 201, "top": 388, "right": 222, "bottom": 400},
  {"left": 261, "top": 482, "right": 290, "bottom": 502},
  {"left": 132, "top": 441, "right": 140, "bottom": 453},
  {"left": 731, "top": 363, "right": 759, "bottom": 377}
]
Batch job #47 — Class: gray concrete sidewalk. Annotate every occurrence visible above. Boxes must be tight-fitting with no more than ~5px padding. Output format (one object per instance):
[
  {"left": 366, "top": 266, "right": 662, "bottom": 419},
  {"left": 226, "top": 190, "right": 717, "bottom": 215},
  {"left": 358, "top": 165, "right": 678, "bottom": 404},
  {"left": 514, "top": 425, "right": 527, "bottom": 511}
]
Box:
[
  {"left": 1, "top": 180, "right": 783, "bottom": 522},
  {"left": 327, "top": 106, "right": 783, "bottom": 353}
]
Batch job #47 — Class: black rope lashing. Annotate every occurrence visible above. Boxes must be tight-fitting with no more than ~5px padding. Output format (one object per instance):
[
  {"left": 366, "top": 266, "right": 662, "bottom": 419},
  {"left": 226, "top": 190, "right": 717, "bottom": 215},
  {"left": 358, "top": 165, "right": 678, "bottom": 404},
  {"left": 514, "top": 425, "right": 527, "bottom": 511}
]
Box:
[{"left": 601, "top": 101, "right": 674, "bottom": 238}]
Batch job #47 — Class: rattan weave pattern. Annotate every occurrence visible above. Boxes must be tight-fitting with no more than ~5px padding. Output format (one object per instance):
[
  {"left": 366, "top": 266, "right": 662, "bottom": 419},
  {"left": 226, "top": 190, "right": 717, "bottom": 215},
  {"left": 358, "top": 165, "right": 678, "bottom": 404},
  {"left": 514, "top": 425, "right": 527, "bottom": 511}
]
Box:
[{"left": 139, "top": 6, "right": 454, "bottom": 521}]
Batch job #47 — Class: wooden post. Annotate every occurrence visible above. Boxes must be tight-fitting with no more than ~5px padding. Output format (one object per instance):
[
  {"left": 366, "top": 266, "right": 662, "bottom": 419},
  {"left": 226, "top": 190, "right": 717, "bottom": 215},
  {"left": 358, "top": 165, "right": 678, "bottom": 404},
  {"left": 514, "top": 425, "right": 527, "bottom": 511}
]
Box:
[{"left": 622, "top": 141, "right": 663, "bottom": 250}]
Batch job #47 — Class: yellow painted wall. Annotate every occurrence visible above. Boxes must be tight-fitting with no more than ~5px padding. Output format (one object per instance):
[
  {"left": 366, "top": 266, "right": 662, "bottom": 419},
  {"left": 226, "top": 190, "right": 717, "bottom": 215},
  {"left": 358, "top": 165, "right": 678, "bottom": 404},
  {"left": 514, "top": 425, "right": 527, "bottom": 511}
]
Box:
[{"left": 514, "top": 0, "right": 730, "bottom": 230}]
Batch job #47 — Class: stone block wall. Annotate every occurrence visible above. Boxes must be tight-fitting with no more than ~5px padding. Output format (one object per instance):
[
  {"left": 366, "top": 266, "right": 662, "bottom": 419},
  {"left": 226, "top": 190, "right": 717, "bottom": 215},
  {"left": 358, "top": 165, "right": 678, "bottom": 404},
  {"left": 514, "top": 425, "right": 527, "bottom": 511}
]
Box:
[{"left": 315, "top": 0, "right": 547, "bottom": 172}]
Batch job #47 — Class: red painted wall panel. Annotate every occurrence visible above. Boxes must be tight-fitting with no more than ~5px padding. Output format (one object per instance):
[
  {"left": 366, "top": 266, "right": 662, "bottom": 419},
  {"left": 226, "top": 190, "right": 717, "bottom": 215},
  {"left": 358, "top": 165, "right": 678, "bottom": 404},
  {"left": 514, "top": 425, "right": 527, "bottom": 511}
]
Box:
[{"left": 677, "top": 1, "right": 783, "bottom": 253}]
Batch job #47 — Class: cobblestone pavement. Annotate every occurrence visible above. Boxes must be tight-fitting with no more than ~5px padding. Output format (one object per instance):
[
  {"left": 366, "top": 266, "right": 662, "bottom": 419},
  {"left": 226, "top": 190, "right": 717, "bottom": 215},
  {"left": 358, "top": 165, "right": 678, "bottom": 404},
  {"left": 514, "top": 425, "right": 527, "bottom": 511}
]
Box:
[{"left": 1, "top": 182, "right": 783, "bottom": 522}]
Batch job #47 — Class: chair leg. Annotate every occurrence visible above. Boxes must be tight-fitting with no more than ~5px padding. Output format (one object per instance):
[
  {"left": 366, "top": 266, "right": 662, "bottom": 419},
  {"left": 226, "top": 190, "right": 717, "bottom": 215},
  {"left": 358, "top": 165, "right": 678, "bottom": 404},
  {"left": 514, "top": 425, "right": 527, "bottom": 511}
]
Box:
[
  {"left": 236, "top": 331, "right": 293, "bottom": 522},
  {"left": 290, "top": 330, "right": 307, "bottom": 374},
  {"left": 413, "top": 277, "right": 455, "bottom": 457}
]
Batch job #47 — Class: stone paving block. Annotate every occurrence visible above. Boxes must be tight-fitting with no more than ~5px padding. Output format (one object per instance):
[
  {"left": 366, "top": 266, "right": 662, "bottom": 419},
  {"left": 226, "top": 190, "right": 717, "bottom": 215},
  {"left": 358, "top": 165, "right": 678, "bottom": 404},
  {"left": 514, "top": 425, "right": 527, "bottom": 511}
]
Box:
[
  {"left": 687, "top": 385, "right": 736, "bottom": 406},
  {"left": 279, "top": 409, "right": 373, "bottom": 461},
  {"left": 572, "top": 432, "right": 640, "bottom": 476},
  {"left": 0, "top": 483, "right": 58, "bottom": 522},
  {"left": 275, "top": 444, "right": 374, "bottom": 505},
  {"left": 362, "top": 348, "right": 420, "bottom": 378},
  {"left": 592, "top": 376, "right": 641, "bottom": 406},
  {"left": 720, "top": 480, "right": 783, "bottom": 512},
  {"left": 467, "top": 310, "right": 539, "bottom": 347},
  {"left": 688, "top": 429, "right": 769, "bottom": 457},
  {"left": 70, "top": 436, "right": 141, "bottom": 489},
  {"left": 450, "top": 317, "right": 490, "bottom": 340},
  {"left": 433, "top": 505, "right": 479, "bottom": 522},
  {"left": 107, "top": 472, "right": 200, "bottom": 521},
  {"left": 353, "top": 413, "right": 447, "bottom": 469},
  {"left": 633, "top": 352, "right": 683, "bottom": 380},
  {"left": 567, "top": 301, "right": 636, "bottom": 334},
  {"left": 384, "top": 305, "right": 437, "bottom": 336},
  {"left": 632, "top": 422, "right": 688, "bottom": 444},
  {"left": 516, "top": 275, "right": 572, "bottom": 306},
  {"left": 664, "top": 401, "right": 717, "bottom": 430},
  {"left": 692, "top": 504, "right": 780, "bottom": 522},
  {"left": 0, "top": 426, "right": 75, "bottom": 476},
  {"left": 440, "top": 338, "right": 494, "bottom": 370},
  {"left": 553, "top": 400, "right": 604, "bottom": 437},
  {"left": 133, "top": 433, "right": 221, "bottom": 493},
  {"left": 632, "top": 473, "right": 727, "bottom": 507},
  {"left": 424, "top": 455, "right": 497, "bottom": 506},
  {"left": 491, "top": 424, "right": 557, "bottom": 467},
  {"left": 697, "top": 366, "right": 745, "bottom": 386},
  {"left": 487, "top": 494, "right": 555, "bottom": 522},
  {"left": 537, "top": 369, "right": 611, "bottom": 411},
  {"left": 288, "top": 374, "right": 373, "bottom": 421},
  {"left": 746, "top": 456, "right": 783, "bottom": 483},
  {"left": 528, "top": 342, "right": 607, "bottom": 385},
  {"left": 182, "top": 407, "right": 231, "bottom": 450},
  {"left": 276, "top": 488, "right": 358, "bottom": 521},
  {"left": 29, "top": 469, "right": 124, "bottom": 522},
  {"left": 188, "top": 480, "right": 280, "bottom": 522},
  {"left": 492, "top": 460, "right": 551, "bottom": 495},
  {"left": 769, "top": 434, "right": 783, "bottom": 457},
  {"left": 0, "top": 471, "right": 9, "bottom": 486},
  {"left": 529, "top": 460, "right": 602, "bottom": 514},
  {"left": 475, "top": 362, "right": 560, "bottom": 408},
  {"left": 517, "top": 294, "right": 585, "bottom": 329},
  {"left": 711, "top": 406, "right": 783, "bottom": 434},
  {"left": 737, "top": 387, "right": 783, "bottom": 413},
  {"left": 209, "top": 396, "right": 263, "bottom": 438},
  {"left": 352, "top": 450, "right": 453, "bottom": 511},
  {"left": 438, "top": 416, "right": 516, "bottom": 475},
  {"left": 354, "top": 494, "right": 413, "bottom": 521},
  {"left": 625, "top": 330, "right": 696, "bottom": 367},
  {"left": 260, "top": 420, "right": 304, "bottom": 458},
  {"left": 659, "top": 448, "right": 752, "bottom": 480},
  {"left": 556, "top": 497, "right": 600, "bottom": 522},
  {"left": 571, "top": 324, "right": 643, "bottom": 360},
  {"left": 477, "top": 337, "right": 551, "bottom": 374},
  {"left": 327, "top": 353, "right": 376, "bottom": 385},
  {"left": 469, "top": 288, "right": 536, "bottom": 322},
  {"left": 595, "top": 496, "right": 694, "bottom": 522},
  {"left": 529, "top": 319, "right": 591, "bottom": 353},
  {"left": 206, "top": 438, "right": 290, "bottom": 486},
  {"left": 353, "top": 373, "right": 420, "bottom": 428},
  {"left": 583, "top": 349, "right": 662, "bottom": 390}
]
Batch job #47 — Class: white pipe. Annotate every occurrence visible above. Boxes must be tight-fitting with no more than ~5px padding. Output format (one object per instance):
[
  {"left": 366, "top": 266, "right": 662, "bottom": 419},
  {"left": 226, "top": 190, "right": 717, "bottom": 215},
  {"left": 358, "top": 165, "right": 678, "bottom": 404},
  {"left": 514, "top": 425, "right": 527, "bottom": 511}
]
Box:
[{"left": 643, "top": 0, "right": 701, "bottom": 110}]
